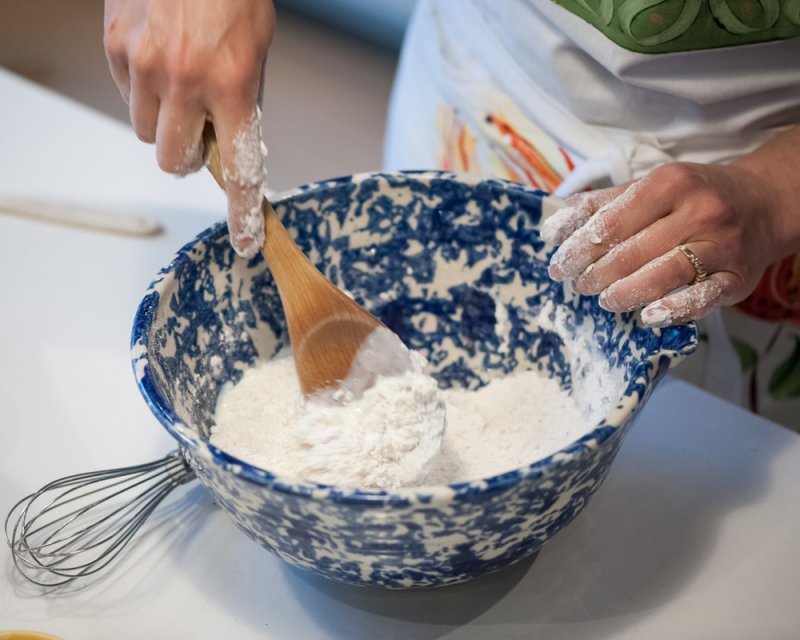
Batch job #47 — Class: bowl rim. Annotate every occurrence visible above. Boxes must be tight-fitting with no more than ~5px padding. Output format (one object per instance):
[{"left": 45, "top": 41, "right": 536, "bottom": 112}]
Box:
[{"left": 131, "top": 169, "right": 698, "bottom": 504}]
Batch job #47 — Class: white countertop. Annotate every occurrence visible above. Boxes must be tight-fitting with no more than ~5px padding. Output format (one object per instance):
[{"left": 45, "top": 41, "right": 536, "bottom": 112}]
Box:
[{"left": 1, "top": 68, "right": 799, "bottom": 640}]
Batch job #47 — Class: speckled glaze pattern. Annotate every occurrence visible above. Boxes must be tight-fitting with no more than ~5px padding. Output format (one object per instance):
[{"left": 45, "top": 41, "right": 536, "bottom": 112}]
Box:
[{"left": 132, "top": 171, "right": 697, "bottom": 589}]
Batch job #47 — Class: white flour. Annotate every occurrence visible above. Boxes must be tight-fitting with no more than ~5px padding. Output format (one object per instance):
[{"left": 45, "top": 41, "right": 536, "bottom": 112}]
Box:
[
  {"left": 211, "top": 321, "right": 609, "bottom": 489},
  {"left": 536, "top": 299, "right": 625, "bottom": 420},
  {"left": 419, "top": 369, "right": 590, "bottom": 486},
  {"left": 212, "top": 329, "right": 446, "bottom": 489}
]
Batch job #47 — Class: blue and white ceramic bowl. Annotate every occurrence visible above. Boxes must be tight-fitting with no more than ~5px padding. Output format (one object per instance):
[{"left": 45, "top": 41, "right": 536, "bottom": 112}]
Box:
[{"left": 132, "top": 171, "right": 697, "bottom": 589}]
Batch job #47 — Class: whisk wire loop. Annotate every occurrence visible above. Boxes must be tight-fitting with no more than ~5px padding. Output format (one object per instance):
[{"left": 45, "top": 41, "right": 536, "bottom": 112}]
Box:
[{"left": 5, "top": 451, "right": 195, "bottom": 587}]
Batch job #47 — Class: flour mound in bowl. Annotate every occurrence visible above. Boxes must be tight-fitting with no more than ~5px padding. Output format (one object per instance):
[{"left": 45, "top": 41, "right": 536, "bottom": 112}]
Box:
[
  {"left": 211, "top": 328, "right": 446, "bottom": 488},
  {"left": 210, "top": 328, "right": 598, "bottom": 489}
]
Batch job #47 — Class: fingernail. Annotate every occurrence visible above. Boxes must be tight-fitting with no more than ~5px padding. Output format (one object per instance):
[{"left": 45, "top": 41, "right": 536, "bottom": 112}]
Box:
[
  {"left": 548, "top": 262, "right": 564, "bottom": 281},
  {"left": 641, "top": 303, "right": 672, "bottom": 328},
  {"left": 244, "top": 225, "right": 265, "bottom": 258},
  {"left": 232, "top": 236, "right": 259, "bottom": 259},
  {"left": 600, "top": 284, "right": 625, "bottom": 311},
  {"left": 574, "top": 263, "right": 599, "bottom": 296},
  {"left": 228, "top": 216, "right": 264, "bottom": 260}
]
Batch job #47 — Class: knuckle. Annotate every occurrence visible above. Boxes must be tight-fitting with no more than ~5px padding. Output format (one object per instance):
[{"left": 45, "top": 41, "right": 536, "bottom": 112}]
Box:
[
  {"left": 211, "top": 57, "right": 260, "bottom": 97},
  {"left": 103, "top": 30, "right": 125, "bottom": 60},
  {"left": 600, "top": 244, "right": 635, "bottom": 282},
  {"left": 694, "top": 192, "right": 728, "bottom": 227},
  {"left": 564, "top": 191, "right": 591, "bottom": 208},
  {"left": 721, "top": 224, "right": 744, "bottom": 252},
  {"left": 164, "top": 46, "right": 204, "bottom": 89},
  {"left": 130, "top": 44, "right": 158, "bottom": 78},
  {"left": 103, "top": 16, "right": 128, "bottom": 58},
  {"left": 165, "top": 62, "right": 194, "bottom": 89},
  {"left": 584, "top": 207, "right": 614, "bottom": 245},
  {"left": 653, "top": 163, "right": 697, "bottom": 191},
  {"left": 222, "top": 69, "right": 255, "bottom": 96},
  {"left": 616, "top": 242, "right": 643, "bottom": 272}
]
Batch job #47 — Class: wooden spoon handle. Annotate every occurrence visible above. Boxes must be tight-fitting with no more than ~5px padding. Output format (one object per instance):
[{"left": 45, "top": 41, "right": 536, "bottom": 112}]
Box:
[{"left": 202, "top": 124, "right": 227, "bottom": 191}]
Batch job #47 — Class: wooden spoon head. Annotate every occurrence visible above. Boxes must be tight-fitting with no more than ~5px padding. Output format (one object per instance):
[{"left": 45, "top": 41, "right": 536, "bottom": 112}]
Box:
[{"left": 292, "top": 311, "right": 383, "bottom": 397}]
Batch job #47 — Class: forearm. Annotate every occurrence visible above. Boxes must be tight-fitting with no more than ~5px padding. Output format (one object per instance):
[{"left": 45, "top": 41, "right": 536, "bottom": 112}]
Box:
[{"left": 733, "top": 124, "right": 800, "bottom": 261}]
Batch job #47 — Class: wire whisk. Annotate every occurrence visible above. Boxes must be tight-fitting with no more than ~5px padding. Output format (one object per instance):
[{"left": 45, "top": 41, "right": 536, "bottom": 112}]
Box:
[{"left": 5, "top": 450, "right": 195, "bottom": 587}]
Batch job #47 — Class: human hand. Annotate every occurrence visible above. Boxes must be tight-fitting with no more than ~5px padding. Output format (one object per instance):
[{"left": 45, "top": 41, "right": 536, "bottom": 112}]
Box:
[
  {"left": 103, "top": 0, "right": 275, "bottom": 258},
  {"left": 541, "top": 161, "right": 795, "bottom": 327}
]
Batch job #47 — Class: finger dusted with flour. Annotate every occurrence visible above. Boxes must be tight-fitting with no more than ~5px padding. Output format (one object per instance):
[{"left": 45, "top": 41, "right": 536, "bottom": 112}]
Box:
[
  {"left": 540, "top": 187, "right": 623, "bottom": 247},
  {"left": 640, "top": 274, "right": 733, "bottom": 327},
  {"left": 213, "top": 108, "right": 269, "bottom": 258},
  {"left": 547, "top": 174, "right": 678, "bottom": 282}
]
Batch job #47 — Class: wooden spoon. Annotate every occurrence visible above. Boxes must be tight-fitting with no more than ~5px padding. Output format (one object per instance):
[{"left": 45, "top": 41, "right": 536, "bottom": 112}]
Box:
[{"left": 202, "top": 125, "right": 384, "bottom": 397}]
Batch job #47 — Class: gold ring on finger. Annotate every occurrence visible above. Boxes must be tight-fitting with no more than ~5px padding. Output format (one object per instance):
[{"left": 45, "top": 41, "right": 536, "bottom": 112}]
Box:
[{"left": 677, "top": 245, "right": 709, "bottom": 285}]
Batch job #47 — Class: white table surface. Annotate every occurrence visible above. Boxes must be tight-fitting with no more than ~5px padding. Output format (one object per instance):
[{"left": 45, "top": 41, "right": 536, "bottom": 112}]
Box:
[{"left": 1, "top": 68, "right": 799, "bottom": 640}]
